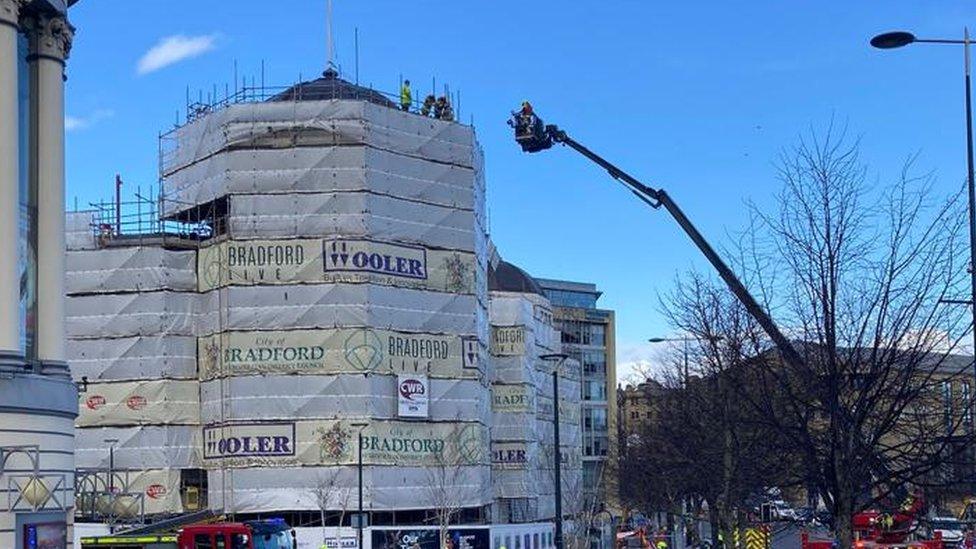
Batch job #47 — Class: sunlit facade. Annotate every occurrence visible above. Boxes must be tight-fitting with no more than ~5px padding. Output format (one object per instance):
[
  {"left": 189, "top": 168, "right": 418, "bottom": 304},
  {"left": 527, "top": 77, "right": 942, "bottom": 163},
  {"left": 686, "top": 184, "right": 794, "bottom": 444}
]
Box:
[
  {"left": 1, "top": 1, "right": 77, "bottom": 548},
  {"left": 535, "top": 279, "right": 617, "bottom": 513}
]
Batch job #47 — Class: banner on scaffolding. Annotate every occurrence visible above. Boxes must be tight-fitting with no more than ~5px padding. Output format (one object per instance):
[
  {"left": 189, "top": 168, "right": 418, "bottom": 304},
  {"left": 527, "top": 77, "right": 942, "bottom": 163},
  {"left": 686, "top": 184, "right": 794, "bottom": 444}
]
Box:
[
  {"left": 491, "top": 384, "right": 534, "bottom": 413},
  {"left": 197, "top": 238, "right": 476, "bottom": 294},
  {"left": 198, "top": 328, "right": 478, "bottom": 380},
  {"left": 78, "top": 380, "right": 200, "bottom": 427},
  {"left": 490, "top": 325, "right": 525, "bottom": 356},
  {"left": 202, "top": 420, "right": 488, "bottom": 469}
]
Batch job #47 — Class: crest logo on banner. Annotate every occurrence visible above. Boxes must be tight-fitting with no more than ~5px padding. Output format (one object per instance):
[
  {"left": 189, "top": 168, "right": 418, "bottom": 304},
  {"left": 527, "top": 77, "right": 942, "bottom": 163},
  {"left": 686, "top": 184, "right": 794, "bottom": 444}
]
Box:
[
  {"left": 344, "top": 329, "right": 384, "bottom": 372},
  {"left": 318, "top": 423, "right": 353, "bottom": 462}
]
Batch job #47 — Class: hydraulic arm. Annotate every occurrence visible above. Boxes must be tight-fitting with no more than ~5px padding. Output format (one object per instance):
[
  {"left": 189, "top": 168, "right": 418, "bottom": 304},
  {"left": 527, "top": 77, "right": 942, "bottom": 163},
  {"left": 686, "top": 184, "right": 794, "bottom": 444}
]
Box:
[{"left": 514, "top": 115, "right": 804, "bottom": 369}]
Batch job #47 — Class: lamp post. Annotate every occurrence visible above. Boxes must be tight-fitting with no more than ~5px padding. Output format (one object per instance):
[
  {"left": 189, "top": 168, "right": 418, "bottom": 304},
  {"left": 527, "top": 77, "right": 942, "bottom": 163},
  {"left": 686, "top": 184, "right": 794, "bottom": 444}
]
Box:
[
  {"left": 870, "top": 29, "right": 976, "bottom": 382},
  {"left": 873, "top": 30, "right": 976, "bottom": 490},
  {"left": 541, "top": 353, "right": 569, "bottom": 549},
  {"left": 103, "top": 438, "right": 119, "bottom": 533},
  {"left": 647, "top": 336, "right": 724, "bottom": 387},
  {"left": 350, "top": 422, "right": 368, "bottom": 549}
]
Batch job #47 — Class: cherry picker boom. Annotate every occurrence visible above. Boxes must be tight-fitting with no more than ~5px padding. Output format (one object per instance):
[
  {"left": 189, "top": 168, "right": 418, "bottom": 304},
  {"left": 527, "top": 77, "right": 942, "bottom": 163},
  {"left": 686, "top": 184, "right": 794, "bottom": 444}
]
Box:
[{"left": 509, "top": 110, "right": 804, "bottom": 370}]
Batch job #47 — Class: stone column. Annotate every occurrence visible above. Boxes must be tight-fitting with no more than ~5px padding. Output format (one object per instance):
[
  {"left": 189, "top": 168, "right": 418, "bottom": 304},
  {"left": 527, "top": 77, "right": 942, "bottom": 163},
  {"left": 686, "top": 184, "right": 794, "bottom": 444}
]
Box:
[
  {"left": 27, "top": 13, "right": 72, "bottom": 377},
  {"left": 0, "top": 0, "right": 25, "bottom": 370}
]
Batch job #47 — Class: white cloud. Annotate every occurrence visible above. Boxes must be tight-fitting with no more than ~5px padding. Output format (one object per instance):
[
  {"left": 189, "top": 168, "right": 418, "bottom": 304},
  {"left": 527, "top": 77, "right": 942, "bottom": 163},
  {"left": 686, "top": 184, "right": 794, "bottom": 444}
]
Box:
[
  {"left": 137, "top": 34, "right": 217, "bottom": 75},
  {"left": 65, "top": 109, "right": 114, "bottom": 131},
  {"left": 64, "top": 116, "right": 85, "bottom": 131},
  {"left": 615, "top": 341, "right": 663, "bottom": 385}
]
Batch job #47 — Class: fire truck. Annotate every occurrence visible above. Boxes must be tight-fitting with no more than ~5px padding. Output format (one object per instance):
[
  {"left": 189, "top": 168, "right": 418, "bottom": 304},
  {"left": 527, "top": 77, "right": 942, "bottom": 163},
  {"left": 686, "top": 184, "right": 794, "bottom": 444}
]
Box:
[
  {"left": 80, "top": 518, "right": 296, "bottom": 549},
  {"left": 802, "top": 494, "right": 946, "bottom": 549}
]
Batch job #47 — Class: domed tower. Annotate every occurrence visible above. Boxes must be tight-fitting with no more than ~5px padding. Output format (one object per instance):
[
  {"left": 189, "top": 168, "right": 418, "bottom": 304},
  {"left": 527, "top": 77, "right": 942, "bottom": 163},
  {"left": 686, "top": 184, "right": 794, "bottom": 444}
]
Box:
[{"left": 177, "top": 71, "right": 490, "bottom": 517}]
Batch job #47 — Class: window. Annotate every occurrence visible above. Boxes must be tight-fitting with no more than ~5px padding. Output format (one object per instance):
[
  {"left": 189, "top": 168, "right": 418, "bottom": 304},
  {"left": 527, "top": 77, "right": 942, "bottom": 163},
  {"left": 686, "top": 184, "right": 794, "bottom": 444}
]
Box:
[
  {"left": 534, "top": 533, "right": 540, "bottom": 549},
  {"left": 630, "top": 411, "right": 638, "bottom": 419},
  {"left": 584, "top": 380, "right": 607, "bottom": 401},
  {"left": 216, "top": 536, "right": 226, "bottom": 549},
  {"left": 495, "top": 536, "right": 501, "bottom": 549},
  {"left": 515, "top": 534, "right": 521, "bottom": 549},
  {"left": 584, "top": 407, "right": 608, "bottom": 430},
  {"left": 506, "top": 535, "right": 512, "bottom": 549},
  {"left": 525, "top": 534, "right": 531, "bottom": 549},
  {"left": 194, "top": 534, "right": 214, "bottom": 549},
  {"left": 964, "top": 382, "right": 973, "bottom": 428},
  {"left": 586, "top": 324, "right": 606, "bottom": 346},
  {"left": 583, "top": 351, "right": 606, "bottom": 376}
]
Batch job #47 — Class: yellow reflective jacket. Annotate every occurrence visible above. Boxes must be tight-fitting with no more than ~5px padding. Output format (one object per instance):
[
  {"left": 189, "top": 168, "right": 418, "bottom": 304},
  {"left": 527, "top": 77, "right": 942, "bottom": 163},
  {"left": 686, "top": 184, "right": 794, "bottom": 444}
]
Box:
[{"left": 400, "top": 85, "right": 411, "bottom": 105}]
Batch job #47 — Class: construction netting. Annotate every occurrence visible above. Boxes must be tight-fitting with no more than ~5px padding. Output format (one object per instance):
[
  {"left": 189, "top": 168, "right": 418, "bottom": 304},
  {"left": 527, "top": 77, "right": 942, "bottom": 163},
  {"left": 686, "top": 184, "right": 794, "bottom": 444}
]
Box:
[
  {"left": 488, "top": 291, "right": 583, "bottom": 523},
  {"left": 67, "top": 97, "right": 495, "bottom": 514}
]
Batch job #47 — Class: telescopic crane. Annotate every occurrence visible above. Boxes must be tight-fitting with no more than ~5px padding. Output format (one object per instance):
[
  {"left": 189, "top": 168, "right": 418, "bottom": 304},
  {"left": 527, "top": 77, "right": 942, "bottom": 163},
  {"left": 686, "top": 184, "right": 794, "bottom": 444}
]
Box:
[{"left": 509, "top": 109, "right": 804, "bottom": 370}]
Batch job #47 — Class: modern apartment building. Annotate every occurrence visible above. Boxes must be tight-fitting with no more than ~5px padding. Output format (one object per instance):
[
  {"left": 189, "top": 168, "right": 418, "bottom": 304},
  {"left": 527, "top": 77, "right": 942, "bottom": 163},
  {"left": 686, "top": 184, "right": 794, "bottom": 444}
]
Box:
[{"left": 534, "top": 279, "right": 616, "bottom": 513}]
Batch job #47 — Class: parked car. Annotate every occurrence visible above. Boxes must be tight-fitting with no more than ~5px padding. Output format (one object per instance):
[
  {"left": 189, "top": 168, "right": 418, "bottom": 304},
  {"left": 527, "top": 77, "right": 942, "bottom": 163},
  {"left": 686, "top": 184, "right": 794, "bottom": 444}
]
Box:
[
  {"left": 768, "top": 500, "right": 800, "bottom": 521},
  {"left": 925, "top": 517, "right": 966, "bottom": 547}
]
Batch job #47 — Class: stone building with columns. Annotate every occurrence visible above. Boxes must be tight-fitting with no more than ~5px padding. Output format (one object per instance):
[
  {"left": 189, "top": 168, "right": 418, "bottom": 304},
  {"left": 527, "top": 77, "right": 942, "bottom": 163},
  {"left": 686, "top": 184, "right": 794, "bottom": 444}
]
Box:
[{"left": 0, "top": 1, "right": 78, "bottom": 548}]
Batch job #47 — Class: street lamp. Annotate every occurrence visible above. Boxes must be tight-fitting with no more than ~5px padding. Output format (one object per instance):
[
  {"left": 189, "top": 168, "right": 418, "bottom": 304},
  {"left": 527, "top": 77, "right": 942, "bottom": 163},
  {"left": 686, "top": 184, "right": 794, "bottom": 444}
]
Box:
[
  {"left": 647, "top": 335, "right": 723, "bottom": 386},
  {"left": 541, "top": 353, "right": 569, "bottom": 549},
  {"left": 870, "top": 29, "right": 976, "bottom": 383},
  {"left": 349, "top": 422, "right": 368, "bottom": 549},
  {"left": 103, "top": 438, "right": 119, "bottom": 533}
]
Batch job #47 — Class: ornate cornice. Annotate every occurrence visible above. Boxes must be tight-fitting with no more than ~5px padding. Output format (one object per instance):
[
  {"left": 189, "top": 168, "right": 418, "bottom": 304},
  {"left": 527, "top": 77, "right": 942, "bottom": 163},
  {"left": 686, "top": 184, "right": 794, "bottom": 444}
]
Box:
[
  {"left": 24, "top": 13, "right": 74, "bottom": 62},
  {"left": 0, "top": 0, "right": 26, "bottom": 29}
]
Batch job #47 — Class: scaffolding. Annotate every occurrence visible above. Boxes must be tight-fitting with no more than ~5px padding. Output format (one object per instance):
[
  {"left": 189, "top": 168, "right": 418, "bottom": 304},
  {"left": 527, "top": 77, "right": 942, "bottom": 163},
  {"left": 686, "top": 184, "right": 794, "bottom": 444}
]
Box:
[{"left": 80, "top": 178, "right": 223, "bottom": 249}]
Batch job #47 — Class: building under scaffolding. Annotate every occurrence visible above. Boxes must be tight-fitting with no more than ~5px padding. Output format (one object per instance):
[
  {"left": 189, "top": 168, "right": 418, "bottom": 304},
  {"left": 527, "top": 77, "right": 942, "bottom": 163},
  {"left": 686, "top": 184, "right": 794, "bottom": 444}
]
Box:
[{"left": 65, "top": 69, "right": 581, "bottom": 535}]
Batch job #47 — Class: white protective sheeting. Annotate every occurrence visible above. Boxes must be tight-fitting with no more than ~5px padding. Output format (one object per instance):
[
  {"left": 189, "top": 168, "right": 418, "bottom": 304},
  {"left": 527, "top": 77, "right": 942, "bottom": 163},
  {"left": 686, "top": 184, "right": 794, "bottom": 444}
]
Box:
[
  {"left": 68, "top": 335, "right": 197, "bottom": 381},
  {"left": 71, "top": 94, "right": 497, "bottom": 516},
  {"left": 226, "top": 193, "right": 480, "bottom": 254},
  {"left": 199, "top": 375, "right": 488, "bottom": 423},
  {"left": 487, "top": 291, "right": 582, "bottom": 507},
  {"left": 78, "top": 379, "right": 200, "bottom": 427},
  {"left": 75, "top": 426, "right": 201, "bottom": 469},
  {"left": 216, "top": 284, "right": 485, "bottom": 336},
  {"left": 164, "top": 146, "right": 477, "bottom": 212},
  {"left": 66, "top": 285, "right": 486, "bottom": 339},
  {"left": 67, "top": 246, "right": 196, "bottom": 294},
  {"left": 162, "top": 101, "right": 475, "bottom": 182},
  {"left": 208, "top": 465, "right": 492, "bottom": 512},
  {"left": 67, "top": 211, "right": 97, "bottom": 250},
  {"left": 66, "top": 290, "right": 218, "bottom": 339}
]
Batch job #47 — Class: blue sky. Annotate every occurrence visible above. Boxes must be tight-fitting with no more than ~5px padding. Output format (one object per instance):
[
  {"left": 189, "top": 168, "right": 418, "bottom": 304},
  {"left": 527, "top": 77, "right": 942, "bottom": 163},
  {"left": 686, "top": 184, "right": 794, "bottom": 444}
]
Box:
[{"left": 64, "top": 1, "right": 976, "bottom": 380}]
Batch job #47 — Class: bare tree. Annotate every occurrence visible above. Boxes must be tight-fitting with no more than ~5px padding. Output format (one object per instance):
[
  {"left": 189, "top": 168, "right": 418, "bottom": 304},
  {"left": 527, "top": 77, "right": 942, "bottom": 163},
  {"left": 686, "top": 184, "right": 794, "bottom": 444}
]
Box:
[
  {"left": 425, "top": 449, "right": 467, "bottom": 549},
  {"left": 310, "top": 469, "right": 352, "bottom": 548},
  {"left": 618, "top": 274, "right": 788, "bottom": 548},
  {"left": 537, "top": 441, "right": 592, "bottom": 549},
  {"left": 694, "top": 126, "right": 970, "bottom": 546}
]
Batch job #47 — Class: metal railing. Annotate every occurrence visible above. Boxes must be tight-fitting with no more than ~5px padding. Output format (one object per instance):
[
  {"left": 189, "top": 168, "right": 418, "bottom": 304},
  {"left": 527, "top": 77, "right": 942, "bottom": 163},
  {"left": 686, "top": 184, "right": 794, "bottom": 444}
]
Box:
[
  {"left": 82, "top": 187, "right": 217, "bottom": 247},
  {"left": 159, "top": 74, "right": 465, "bottom": 170}
]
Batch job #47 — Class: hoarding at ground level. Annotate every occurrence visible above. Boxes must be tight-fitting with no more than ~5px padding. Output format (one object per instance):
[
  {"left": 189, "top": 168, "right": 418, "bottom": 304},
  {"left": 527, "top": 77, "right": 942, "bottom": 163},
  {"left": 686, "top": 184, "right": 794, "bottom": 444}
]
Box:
[{"left": 372, "top": 528, "right": 489, "bottom": 549}]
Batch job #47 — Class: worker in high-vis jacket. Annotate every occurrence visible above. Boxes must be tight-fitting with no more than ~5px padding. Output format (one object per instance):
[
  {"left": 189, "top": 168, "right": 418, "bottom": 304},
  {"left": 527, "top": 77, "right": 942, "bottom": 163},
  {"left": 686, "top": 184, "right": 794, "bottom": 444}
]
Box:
[{"left": 400, "top": 79, "right": 412, "bottom": 111}]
